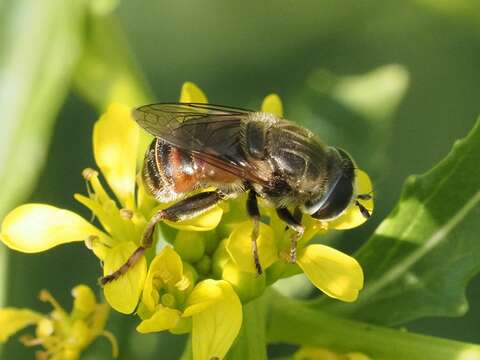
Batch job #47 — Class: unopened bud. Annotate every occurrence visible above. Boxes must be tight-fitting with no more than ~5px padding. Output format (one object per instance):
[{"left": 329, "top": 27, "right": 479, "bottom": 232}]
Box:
[
  {"left": 174, "top": 231, "right": 205, "bottom": 263},
  {"left": 222, "top": 260, "right": 266, "bottom": 303}
]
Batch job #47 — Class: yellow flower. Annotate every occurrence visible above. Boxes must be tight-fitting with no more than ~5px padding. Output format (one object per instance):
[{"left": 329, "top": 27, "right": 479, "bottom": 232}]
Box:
[
  {"left": 136, "top": 246, "right": 242, "bottom": 360},
  {"left": 0, "top": 83, "right": 223, "bottom": 314},
  {"left": 0, "top": 285, "right": 117, "bottom": 360}
]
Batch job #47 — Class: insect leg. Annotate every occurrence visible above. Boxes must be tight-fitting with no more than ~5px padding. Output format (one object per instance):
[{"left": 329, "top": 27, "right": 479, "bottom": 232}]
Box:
[
  {"left": 246, "top": 190, "right": 263, "bottom": 275},
  {"left": 100, "top": 190, "right": 224, "bottom": 285},
  {"left": 276, "top": 207, "right": 304, "bottom": 263}
]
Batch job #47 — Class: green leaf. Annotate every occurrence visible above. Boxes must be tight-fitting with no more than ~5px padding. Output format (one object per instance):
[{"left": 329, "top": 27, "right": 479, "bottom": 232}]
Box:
[
  {"left": 0, "top": 0, "right": 90, "bottom": 215},
  {"left": 0, "top": 0, "right": 90, "bottom": 306},
  {"left": 226, "top": 295, "right": 268, "bottom": 360},
  {"left": 313, "top": 119, "right": 480, "bottom": 326},
  {"left": 268, "top": 292, "right": 480, "bottom": 360}
]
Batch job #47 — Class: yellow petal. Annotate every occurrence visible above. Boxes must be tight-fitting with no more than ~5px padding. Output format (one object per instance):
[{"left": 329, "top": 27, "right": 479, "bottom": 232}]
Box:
[
  {"left": 297, "top": 244, "right": 363, "bottom": 302},
  {"left": 142, "top": 246, "right": 184, "bottom": 312},
  {"left": 180, "top": 82, "right": 208, "bottom": 103},
  {"left": 183, "top": 279, "right": 223, "bottom": 318},
  {"left": 136, "top": 306, "right": 181, "bottom": 333},
  {"left": 191, "top": 280, "right": 242, "bottom": 360},
  {"left": 226, "top": 221, "right": 278, "bottom": 273},
  {"left": 72, "top": 285, "right": 97, "bottom": 317},
  {"left": 0, "top": 204, "right": 105, "bottom": 253},
  {"left": 328, "top": 170, "right": 374, "bottom": 230},
  {"left": 261, "top": 93, "right": 283, "bottom": 117},
  {"left": 0, "top": 308, "right": 43, "bottom": 342},
  {"left": 93, "top": 103, "right": 139, "bottom": 208},
  {"left": 164, "top": 205, "right": 223, "bottom": 232},
  {"left": 103, "top": 241, "right": 147, "bottom": 314}
]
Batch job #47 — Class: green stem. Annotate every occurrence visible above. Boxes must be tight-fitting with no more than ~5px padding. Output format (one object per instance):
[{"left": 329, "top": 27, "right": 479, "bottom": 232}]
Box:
[
  {"left": 179, "top": 336, "right": 193, "bottom": 360},
  {"left": 226, "top": 293, "right": 269, "bottom": 360},
  {"left": 267, "top": 292, "right": 480, "bottom": 360}
]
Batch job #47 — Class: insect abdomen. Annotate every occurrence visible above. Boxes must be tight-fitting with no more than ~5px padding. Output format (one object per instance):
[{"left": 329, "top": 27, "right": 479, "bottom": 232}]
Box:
[
  {"left": 143, "top": 139, "right": 199, "bottom": 201},
  {"left": 143, "top": 139, "right": 241, "bottom": 201}
]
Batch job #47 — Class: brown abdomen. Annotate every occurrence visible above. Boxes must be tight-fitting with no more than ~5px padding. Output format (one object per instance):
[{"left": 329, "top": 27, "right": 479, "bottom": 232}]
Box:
[{"left": 142, "top": 139, "right": 240, "bottom": 201}]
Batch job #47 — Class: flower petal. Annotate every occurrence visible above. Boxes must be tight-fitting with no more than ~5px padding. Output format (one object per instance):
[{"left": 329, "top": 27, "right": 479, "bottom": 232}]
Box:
[
  {"left": 93, "top": 103, "right": 139, "bottom": 208},
  {"left": 261, "top": 93, "right": 283, "bottom": 117},
  {"left": 180, "top": 82, "right": 208, "bottom": 103},
  {"left": 328, "top": 170, "right": 374, "bottom": 230},
  {"left": 183, "top": 279, "right": 223, "bottom": 318},
  {"left": 190, "top": 280, "right": 242, "bottom": 360},
  {"left": 0, "top": 204, "right": 105, "bottom": 253},
  {"left": 136, "top": 306, "right": 181, "bottom": 333},
  {"left": 0, "top": 308, "right": 43, "bottom": 342},
  {"left": 226, "top": 221, "right": 278, "bottom": 273},
  {"left": 297, "top": 244, "right": 363, "bottom": 302},
  {"left": 103, "top": 241, "right": 147, "bottom": 314},
  {"left": 142, "top": 246, "right": 184, "bottom": 312},
  {"left": 164, "top": 205, "right": 223, "bottom": 232}
]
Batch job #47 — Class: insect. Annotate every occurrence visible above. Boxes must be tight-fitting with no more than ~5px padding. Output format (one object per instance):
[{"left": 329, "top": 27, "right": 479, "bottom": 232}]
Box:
[{"left": 100, "top": 103, "right": 372, "bottom": 284}]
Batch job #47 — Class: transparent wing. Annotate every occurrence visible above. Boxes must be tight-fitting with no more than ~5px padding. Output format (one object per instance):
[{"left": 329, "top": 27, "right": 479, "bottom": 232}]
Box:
[{"left": 133, "top": 103, "right": 270, "bottom": 185}]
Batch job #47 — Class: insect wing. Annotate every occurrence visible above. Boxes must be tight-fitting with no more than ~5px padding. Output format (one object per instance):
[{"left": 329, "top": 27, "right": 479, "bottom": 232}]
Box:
[{"left": 134, "top": 103, "right": 268, "bottom": 184}]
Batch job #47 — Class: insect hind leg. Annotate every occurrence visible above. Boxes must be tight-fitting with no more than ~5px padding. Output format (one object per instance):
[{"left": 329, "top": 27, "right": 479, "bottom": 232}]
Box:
[{"left": 100, "top": 190, "right": 224, "bottom": 285}]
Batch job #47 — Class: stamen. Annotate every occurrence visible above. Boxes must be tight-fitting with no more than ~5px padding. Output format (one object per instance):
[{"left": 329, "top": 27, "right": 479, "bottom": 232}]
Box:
[
  {"left": 101, "top": 330, "right": 119, "bottom": 358},
  {"left": 82, "top": 168, "right": 110, "bottom": 205},
  {"left": 82, "top": 168, "right": 98, "bottom": 181},
  {"left": 20, "top": 335, "right": 43, "bottom": 347},
  {"left": 38, "top": 290, "right": 65, "bottom": 314},
  {"left": 85, "top": 235, "right": 112, "bottom": 250},
  {"left": 161, "top": 293, "right": 176, "bottom": 308},
  {"left": 119, "top": 208, "right": 133, "bottom": 220}
]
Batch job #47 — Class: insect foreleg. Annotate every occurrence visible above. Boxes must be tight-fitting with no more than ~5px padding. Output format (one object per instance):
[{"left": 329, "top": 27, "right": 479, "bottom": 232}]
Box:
[
  {"left": 100, "top": 190, "right": 224, "bottom": 285},
  {"left": 246, "top": 190, "right": 263, "bottom": 275},
  {"left": 276, "top": 207, "right": 304, "bottom": 263}
]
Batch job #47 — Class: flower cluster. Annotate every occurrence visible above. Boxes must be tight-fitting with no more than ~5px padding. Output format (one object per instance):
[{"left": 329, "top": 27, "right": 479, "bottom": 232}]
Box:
[
  {"left": 0, "top": 82, "right": 373, "bottom": 359},
  {"left": 0, "top": 285, "right": 117, "bottom": 360}
]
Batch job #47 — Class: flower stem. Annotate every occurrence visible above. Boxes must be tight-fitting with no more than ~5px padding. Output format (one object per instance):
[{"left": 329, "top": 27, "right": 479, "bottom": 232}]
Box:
[
  {"left": 226, "top": 293, "right": 269, "bottom": 360},
  {"left": 267, "top": 291, "right": 480, "bottom": 360}
]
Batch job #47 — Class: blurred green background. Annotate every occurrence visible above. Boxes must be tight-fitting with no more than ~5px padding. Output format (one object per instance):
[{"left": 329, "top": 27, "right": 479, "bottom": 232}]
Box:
[{"left": 1, "top": 0, "right": 479, "bottom": 358}]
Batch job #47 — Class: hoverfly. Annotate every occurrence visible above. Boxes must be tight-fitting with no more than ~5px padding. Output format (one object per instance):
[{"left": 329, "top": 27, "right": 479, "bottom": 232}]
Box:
[{"left": 100, "top": 103, "right": 372, "bottom": 284}]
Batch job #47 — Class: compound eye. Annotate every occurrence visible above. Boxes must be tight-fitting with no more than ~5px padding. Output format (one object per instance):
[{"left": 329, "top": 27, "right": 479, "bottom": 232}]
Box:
[{"left": 310, "top": 173, "right": 354, "bottom": 220}]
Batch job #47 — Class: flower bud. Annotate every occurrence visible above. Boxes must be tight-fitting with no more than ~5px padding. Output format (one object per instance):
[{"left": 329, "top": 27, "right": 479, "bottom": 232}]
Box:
[
  {"left": 226, "top": 221, "right": 278, "bottom": 273},
  {"left": 174, "top": 231, "right": 205, "bottom": 263},
  {"left": 222, "top": 260, "right": 266, "bottom": 303},
  {"left": 196, "top": 255, "right": 212, "bottom": 276},
  {"left": 212, "top": 239, "right": 231, "bottom": 278},
  {"left": 203, "top": 230, "right": 220, "bottom": 255}
]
